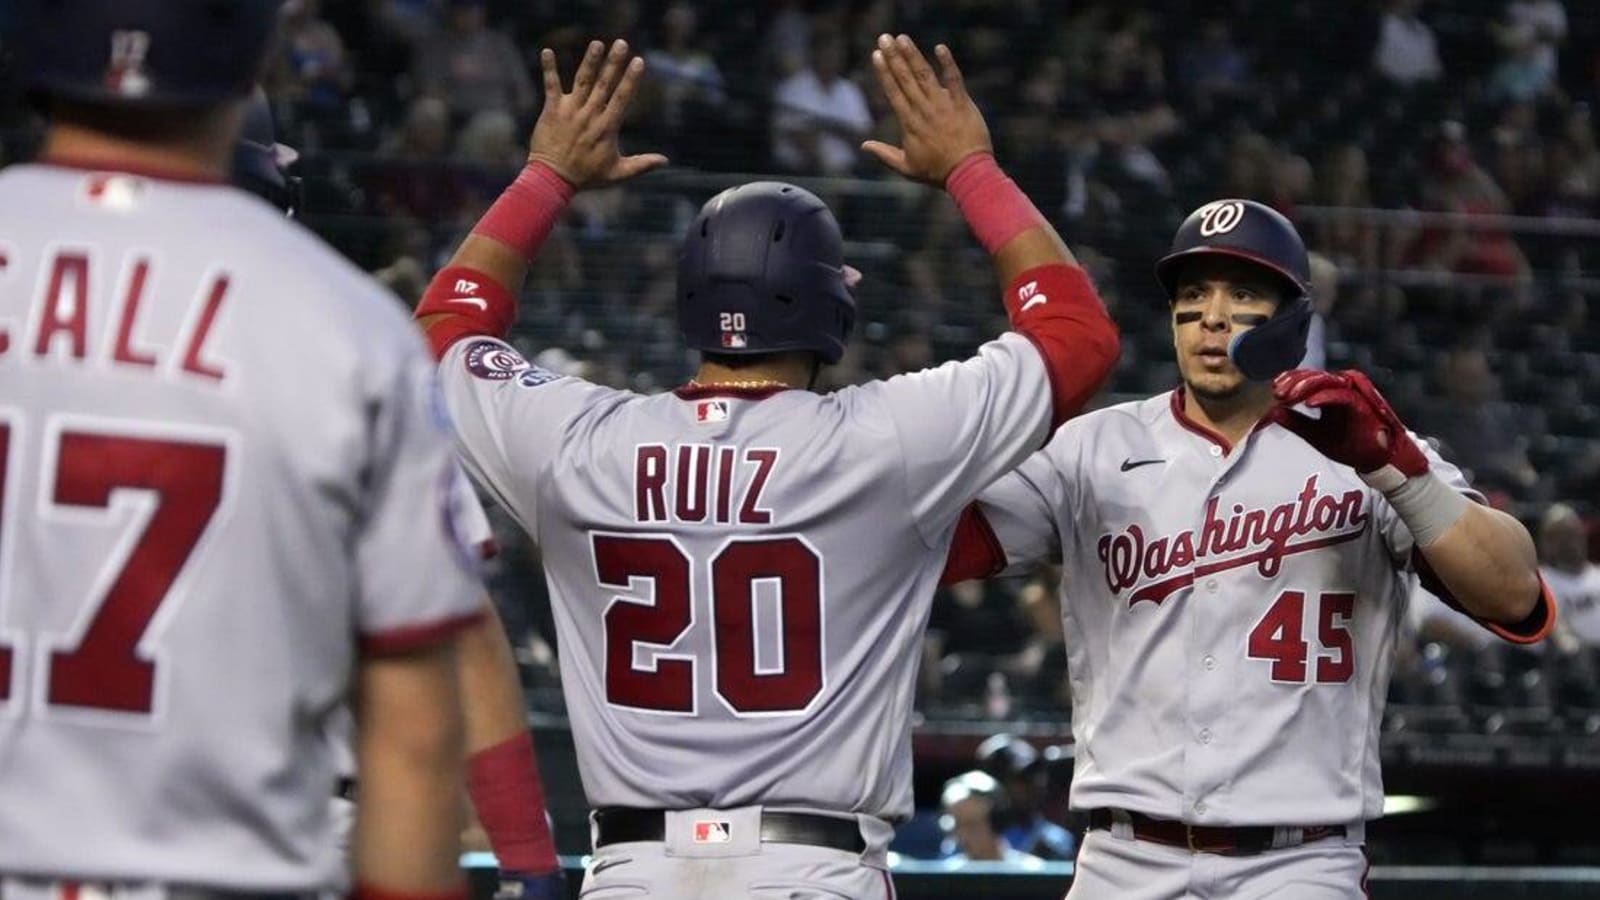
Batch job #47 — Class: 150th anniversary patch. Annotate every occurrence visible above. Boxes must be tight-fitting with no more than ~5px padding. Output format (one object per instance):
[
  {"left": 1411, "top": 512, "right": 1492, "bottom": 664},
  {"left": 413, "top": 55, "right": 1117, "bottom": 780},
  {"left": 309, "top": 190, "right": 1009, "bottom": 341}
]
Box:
[{"left": 463, "top": 339, "right": 531, "bottom": 380}]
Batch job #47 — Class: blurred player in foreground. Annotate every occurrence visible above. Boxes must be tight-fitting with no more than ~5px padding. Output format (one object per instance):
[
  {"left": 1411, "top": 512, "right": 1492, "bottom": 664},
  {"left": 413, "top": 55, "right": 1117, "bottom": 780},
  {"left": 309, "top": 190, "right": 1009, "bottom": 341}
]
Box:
[{"left": 0, "top": 2, "right": 482, "bottom": 898}]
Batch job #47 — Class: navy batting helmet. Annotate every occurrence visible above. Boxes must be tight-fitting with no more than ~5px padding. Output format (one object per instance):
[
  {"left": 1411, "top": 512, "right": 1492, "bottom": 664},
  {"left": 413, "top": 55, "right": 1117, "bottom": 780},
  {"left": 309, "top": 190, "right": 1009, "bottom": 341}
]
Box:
[
  {"left": 232, "top": 88, "right": 301, "bottom": 216},
  {"left": 1154, "top": 199, "right": 1312, "bottom": 381},
  {"left": 678, "top": 182, "right": 856, "bottom": 365},
  {"left": 18, "top": 0, "right": 282, "bottom": 109}
]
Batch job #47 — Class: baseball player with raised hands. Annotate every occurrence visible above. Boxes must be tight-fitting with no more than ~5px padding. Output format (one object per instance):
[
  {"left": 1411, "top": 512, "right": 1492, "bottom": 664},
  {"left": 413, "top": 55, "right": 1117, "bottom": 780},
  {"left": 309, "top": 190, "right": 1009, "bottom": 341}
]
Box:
[
  {"left": 414, "top": 34, "right": 1119, "bottom": 899},
  {"left": 942, "top": 199, "right": 1555, "bottom": 899},
  {"left": 0, "top": 2, "right": 484, "bottom": 899}
]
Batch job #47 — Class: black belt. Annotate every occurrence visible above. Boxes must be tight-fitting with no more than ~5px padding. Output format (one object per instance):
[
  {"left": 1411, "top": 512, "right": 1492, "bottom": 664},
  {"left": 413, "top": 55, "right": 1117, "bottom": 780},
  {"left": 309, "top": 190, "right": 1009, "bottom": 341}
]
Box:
[
  {"left": 593, "top": 807, "right": 866, "bottom": 854},
  {"left": 1088, "top": 809, "right": 1346, "bottom": 856}
]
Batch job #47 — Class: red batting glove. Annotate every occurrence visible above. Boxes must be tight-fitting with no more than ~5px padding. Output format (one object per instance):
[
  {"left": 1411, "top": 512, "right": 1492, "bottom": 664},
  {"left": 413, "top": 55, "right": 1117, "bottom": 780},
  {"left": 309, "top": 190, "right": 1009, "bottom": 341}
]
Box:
[{"left": 1269, "top": 369, "right": 1430, "bottom": 489}]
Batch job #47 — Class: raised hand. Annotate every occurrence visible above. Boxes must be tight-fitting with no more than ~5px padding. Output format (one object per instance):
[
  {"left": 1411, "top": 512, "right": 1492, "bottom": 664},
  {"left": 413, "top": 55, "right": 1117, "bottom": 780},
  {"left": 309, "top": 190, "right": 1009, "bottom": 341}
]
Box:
[
  {"left": 529, "top": 39, "right": 668, "bottom": 189},
  {"left": 1270, "top": 369, "right": 1430, "bottom": 486},
  {"left": 862, "top": 35, "right": 993, "bottom": 186}
]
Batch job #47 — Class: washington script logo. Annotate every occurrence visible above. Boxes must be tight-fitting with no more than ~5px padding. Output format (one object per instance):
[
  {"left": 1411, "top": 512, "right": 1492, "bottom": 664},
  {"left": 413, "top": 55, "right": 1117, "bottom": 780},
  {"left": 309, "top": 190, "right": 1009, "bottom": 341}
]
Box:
[{"left": 1097, "top": 475, "right": 1369, "bottom": 606}]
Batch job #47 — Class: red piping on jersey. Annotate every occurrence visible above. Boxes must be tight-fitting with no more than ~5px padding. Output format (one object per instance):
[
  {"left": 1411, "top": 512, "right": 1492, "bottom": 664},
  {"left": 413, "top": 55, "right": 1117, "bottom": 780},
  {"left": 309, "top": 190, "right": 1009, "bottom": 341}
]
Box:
[
  {"left": 672, "top": 384, "right": 796, "bottom": 400},
  {"left": 38, "top": 155, "right": 226, "bottom": 185},
  {"left": 1169, "top": 388, "right": 1232, "bottom": 452},
  {"left": 1168, "top": 387, "right": 1272, "bottom": 455},
  {"left": 360, "top": 610, "right": 484, "bottom": 655}
]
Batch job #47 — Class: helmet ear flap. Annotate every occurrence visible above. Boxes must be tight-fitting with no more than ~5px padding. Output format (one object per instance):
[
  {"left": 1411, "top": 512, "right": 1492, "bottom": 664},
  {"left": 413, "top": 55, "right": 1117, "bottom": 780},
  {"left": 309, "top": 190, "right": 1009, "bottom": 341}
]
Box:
[{"left": 1227, "top": 296, "right": 1312, "bottom": 380}]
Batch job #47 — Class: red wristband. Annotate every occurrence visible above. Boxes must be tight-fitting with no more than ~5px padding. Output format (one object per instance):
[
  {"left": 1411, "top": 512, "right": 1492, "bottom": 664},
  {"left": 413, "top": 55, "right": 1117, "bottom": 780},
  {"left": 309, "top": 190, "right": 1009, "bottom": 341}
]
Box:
[
  {"left": 944, "top": 152, "right": 1045, "bottom": 254},
  {"left": 472, "top": 161, "right": 575, "bottom": 260},
  {"left": 351, "top": 882, "right": 467, "bottom": 900},
  {"left": 467, "top": 731, "right": 558, "bottom": 874}
]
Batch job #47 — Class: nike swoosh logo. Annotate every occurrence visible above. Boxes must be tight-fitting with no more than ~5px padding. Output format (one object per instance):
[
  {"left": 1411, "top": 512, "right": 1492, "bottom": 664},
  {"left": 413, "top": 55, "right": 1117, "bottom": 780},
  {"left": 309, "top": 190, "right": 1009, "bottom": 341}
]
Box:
[
  {"left": 1120, "top": 458, "right": 1165, "bottom": 472},
  {"left": 590, "top": 856, "right": 631, "bottom": 876},
  {"left": 1021, "top": 295, "right": 1048, "bottom": 311},
  {"left": 447, "top": 296, "right": 488, "bottom": 310}
]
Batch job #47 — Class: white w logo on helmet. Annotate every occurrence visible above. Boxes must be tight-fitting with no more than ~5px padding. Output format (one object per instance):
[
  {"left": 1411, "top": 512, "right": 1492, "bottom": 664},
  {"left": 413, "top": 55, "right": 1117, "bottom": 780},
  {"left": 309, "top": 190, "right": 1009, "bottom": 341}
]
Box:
[{"left": 1197, "top": 200, "right": 1246, "bottom": 237}]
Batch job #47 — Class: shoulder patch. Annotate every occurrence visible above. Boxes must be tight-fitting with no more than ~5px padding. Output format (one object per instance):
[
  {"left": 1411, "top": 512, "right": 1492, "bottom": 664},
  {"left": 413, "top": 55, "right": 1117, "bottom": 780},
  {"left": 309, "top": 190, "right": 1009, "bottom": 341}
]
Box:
[{"left": 463, "top": 339, "right": 530, "bottom": 380}]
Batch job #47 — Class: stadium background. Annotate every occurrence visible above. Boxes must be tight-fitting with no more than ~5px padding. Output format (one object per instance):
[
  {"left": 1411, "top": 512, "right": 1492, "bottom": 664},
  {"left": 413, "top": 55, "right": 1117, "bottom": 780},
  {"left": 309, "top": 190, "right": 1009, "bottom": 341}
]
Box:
[{"left": 5, "top": 0, "right": 1600, "bottom": 895}]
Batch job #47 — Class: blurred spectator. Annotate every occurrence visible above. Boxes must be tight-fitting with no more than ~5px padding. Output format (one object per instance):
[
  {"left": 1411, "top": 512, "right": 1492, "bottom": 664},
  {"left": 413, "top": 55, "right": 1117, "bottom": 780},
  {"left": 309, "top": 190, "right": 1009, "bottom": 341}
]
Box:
[
  {"left": 372, "top": 255, "right": 428, "bottom": 304},
  {"left": 414, "top": 0, "right": 534, "bottom": 119},
  {"left": 1407, "top": 121, "right": 1532, "bottom": 288},
  {"left": 938, "top": 772, "right": 1043, "bottom": 866},
  {"left": 1418, "top": 347, "right": 1540, "bottom": 492},
  {"left": 1314, "top": 143, "right": 1381, "bottom": 286},
  {"left": 1225, "top": 133, "right": 1310, "bottom": 215},
  {"left": 642, "top": 3, "right": 726, "bottom": 157},
  {"left": 1373, "top": 0, "right": 1443, "bottom": 86},
  {"left": 974, "top": 734, "right": 1076, "bottom": 861},
  {"left": 1489, "top": 24, "right": 1559, "bottom": 102},
  {"left": 771, "top": 28, "right": 873, "bottom": 176},
  {"left": 456, "top": 108, "right": 523, "bottom": 171},
  {"left": 1500, "top": 0, "right": 1567, "bottom": 82},
  {"left": 270, "top": 0, "right": 352, "bottom": 115},
  {"left": 930, "top": 581, "right": 1033, "bottom": 659},
  {"left": 373, "top": 0, "right": 442, "bottom": 48},
  {"left": 1544, "top": 103, "right": 1600, "bottom": 218},
  {"left": 764, "top": 0, "right": 813, "bottom": 80},
  {"left": 371, "top": 96, "right": 466, "bottom": 223},
  {"left": 1538, "top": 503, "right": 1600, "bottom": 648},
  {"left": 1176, "top": 20, "right": 1251, "bottom": 104},
  {"left": 455, "top": 108, "right": 524, "bottom": 204},
  {"left": 1487, "top": 101, "right": 1547, "bottom": 213}
]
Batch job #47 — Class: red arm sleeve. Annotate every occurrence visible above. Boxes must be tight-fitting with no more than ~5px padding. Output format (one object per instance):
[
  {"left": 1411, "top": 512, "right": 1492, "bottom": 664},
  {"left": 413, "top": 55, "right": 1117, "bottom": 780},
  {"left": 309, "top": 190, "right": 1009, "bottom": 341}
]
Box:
[
  {"left": 414, "top": 265, "right": 519, "bottom": 360},
  {"left": 1001, "top": 264, "right": 1121, "bottom": 431},
  {"left": 941, "top": 504, "right": 1007, "bottom": 586}
]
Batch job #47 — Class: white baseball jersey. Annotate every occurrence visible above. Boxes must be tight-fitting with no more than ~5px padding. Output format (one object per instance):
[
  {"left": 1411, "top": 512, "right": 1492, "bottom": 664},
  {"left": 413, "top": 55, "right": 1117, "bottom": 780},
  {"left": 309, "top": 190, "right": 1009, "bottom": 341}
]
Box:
[
  {"left": 976, "top": 388, "right": 1533, "bottom": 828},
  {"left": 438, "top": 333, "right": 1051, "bottom": 821},
  {"left": 0, "top": 163, "right": 484, "bottom": 889},
  {"left": 1542, "top": 562, "right": 1600, "bottom": 645}
]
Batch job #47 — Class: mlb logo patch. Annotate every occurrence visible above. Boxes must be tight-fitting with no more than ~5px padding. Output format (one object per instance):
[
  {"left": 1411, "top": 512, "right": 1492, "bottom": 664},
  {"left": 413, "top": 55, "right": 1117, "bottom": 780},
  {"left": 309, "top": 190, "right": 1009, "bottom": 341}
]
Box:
[
  {"left": 693, "top": 820, "right": 732, "bottom": 843},
  {"left": 721, "top": 333, "right": 748, "bottom": 349},
  {"left": 695, "top": 400, "right": 729, "bottom": 423},
  {"left": 82, "top": 174, "right": 146, "bottom": 212}
]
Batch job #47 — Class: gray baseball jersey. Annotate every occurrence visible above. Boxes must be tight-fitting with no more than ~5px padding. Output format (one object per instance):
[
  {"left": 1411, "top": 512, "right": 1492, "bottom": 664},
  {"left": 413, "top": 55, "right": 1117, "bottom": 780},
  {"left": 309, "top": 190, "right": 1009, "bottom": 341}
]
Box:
[
  {"left": 437, "top": 333, "right": 1051, "bottom": 821},
  {"left": 975, "top": 388, "right": 1531, "bottom": 828},
  {"left": 0, "top": 164, "right": 484, "bottom": 889}
]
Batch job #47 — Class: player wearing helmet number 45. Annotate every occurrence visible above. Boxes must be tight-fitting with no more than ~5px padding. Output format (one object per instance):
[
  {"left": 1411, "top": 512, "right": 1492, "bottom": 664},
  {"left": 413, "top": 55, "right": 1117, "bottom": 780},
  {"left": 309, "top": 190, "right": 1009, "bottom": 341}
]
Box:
[
  {"left": 415, "top": 35, "right": 1118, "bottom": 900},
  {"left": 941, "top": 198, "right": 1556, "bottom": 899}
]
